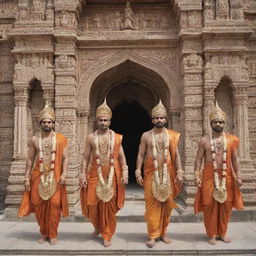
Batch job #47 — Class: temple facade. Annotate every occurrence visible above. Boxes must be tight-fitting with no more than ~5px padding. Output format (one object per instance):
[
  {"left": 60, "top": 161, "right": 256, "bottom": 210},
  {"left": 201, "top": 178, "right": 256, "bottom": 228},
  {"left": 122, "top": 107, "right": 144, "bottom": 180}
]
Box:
[{"left": 0, "top": 0, "right": 256, "bottom": 217}]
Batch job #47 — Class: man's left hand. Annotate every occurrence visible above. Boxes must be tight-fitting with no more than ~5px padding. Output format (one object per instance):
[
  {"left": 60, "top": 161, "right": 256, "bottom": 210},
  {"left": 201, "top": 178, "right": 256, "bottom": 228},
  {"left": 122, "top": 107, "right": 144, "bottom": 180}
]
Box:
[
  {"left": 236, "top": 177, "right": 242, "bottom": 188},
  {"left": 176, "top": 174, "right": 183, "bottom": 185},
  {"left": 122, "top": 177, "right": 128, "bottom": 185},
  {"left": 60, "top": 175, "right": 66, "bottom": 185}
]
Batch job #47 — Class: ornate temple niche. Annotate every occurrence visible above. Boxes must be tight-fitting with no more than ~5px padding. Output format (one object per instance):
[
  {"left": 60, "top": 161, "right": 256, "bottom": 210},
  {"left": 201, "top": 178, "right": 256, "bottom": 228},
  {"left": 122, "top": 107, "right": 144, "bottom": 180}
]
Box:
[
  {"left": 214, "top": 76, "right": 234, "bottom": 133},
  {"left": 27, "top": 78, "right": 45, "bottom": 139}
]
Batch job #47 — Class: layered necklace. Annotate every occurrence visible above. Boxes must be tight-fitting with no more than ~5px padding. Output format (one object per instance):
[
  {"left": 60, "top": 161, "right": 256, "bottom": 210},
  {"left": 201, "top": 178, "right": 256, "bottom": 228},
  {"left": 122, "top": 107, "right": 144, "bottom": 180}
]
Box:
[
  {"left": 151, "top": 128, "right": 171, "bottom": 202},
  {"left": 95, "top": 130, "right": 115, "bottom": 202},
  {"left": 210, "top": 132, "right": 227, "bottom": 203},
  {"left": 38, "top": 131, "right": 57, "bottom": 200}
]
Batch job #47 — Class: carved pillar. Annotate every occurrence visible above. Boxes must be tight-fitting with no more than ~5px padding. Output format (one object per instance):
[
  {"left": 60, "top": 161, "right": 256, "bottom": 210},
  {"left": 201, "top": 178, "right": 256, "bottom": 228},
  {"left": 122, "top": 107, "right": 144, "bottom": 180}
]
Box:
[
  {"left": 13, "top": 84, "right": 29, "bottom": 160},
  {"left": 233, "top": 85, "right": 251, "bottom": 162},
  {"left": 5, "top": 83, "right": 29, "bottom": 217},
  {"left": 233, "top": 84, "right": 256, "bottom": 206},
  {"left": 177, "top": 0, "right": 203, "bottom": 207},
  {"left": 54, "top": 2, "right": 80, "bottom": 214},
  {"left": 203, "top": 83, "right": 215, "bottom": 134},
  {"left": 79, "top": 109, "right": 90, "bottom": 153}
]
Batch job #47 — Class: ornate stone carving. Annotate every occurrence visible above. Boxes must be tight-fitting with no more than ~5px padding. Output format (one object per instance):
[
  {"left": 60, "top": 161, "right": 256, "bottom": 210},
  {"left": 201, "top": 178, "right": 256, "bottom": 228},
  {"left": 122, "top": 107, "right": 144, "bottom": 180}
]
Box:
[
  {"left": 183, "top": 54, "right": 202, "bottom": 69},
  {"left": 79, "top": 4, "right": 176, "bottom": 33},
  {"left": 216, "top": 0, "right": 230, "bottom": 20},
  {"left": 122, "top": 1, "right": 138, "bottom": 30},
  {"left": 204, "top": 0, "right": 214, "bottom": 22},
  {"left": 230, "top": 0, "right": 244, "bottom": 20},
  {"left": 13, "top": 54, "right": 53, "bottom": 83},
  {"left": 55, "top": 11, "right": 77, "bottom": 29},
  {"left": 0, "top": 2, "right": 17, "bottom": 19},
  {"left": 55, "top": 55, "right": 76, "bottom": 70}
]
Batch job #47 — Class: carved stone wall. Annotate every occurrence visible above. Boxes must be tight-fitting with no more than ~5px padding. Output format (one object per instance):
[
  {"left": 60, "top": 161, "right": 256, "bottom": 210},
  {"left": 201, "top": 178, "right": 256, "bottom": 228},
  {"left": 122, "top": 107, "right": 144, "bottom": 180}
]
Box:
[
  {"left": 0, "top": 43, "right": 14, "bottom": 211},
  {"left": 0, "top": 0, "right": 256, "bottom": 215}
]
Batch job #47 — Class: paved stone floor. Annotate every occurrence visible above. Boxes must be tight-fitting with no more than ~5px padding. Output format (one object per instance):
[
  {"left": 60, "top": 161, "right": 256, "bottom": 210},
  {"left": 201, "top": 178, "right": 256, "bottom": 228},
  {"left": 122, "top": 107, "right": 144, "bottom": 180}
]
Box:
[{"left": 0, "top": 219, "right": 256, "bottom": 255}]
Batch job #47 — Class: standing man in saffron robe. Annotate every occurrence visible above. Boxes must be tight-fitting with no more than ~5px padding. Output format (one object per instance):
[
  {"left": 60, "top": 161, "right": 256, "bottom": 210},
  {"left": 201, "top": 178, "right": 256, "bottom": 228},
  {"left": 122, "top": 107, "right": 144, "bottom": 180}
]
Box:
[
  {"left": 18, "top": 104, "right": 69, "bottom": 245},
  {"left": 135, "top": 100, "right": 183, "bottom": 248},
  {"left": 79, "top": 99, "right": 128, "bottom": 247},
  {"left": 194, "top": 102, "right": 243, "bottom": 245}
]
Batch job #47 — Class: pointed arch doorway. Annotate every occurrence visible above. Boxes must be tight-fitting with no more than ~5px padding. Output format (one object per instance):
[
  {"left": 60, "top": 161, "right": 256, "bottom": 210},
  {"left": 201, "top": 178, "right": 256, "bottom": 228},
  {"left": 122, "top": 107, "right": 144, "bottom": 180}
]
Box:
[{"left": 88, "top": 60, "right": 172, "bottom": 184}]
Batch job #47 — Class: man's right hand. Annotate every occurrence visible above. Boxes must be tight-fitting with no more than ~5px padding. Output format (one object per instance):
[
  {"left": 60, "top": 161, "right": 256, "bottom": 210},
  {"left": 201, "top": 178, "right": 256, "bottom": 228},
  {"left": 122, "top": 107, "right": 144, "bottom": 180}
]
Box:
[
  {"left": 136, "top": 176, "right": 144, "bottom": 187},
  {"left": 79, "top": 177, "right": 87, "bottom": 188},
  {"left": 24, "top": 181, "right": 30, "bottom": 191}
]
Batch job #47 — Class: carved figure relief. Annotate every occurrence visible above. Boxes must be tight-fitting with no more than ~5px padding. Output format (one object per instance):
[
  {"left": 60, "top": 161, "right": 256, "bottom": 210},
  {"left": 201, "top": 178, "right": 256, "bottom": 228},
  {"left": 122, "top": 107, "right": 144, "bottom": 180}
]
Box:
[
  {"left": 79, "top": 4, "right": 175, "bottom": 33},
  {"left": 230, "top": 0, "right": 244, "bottom": 20},
  {"left": 122, "top": 2, "right": 138, "bottom": 30},
  {"left": 55, "top": 11, "right": 76, "bottom": 29},
  {"left": 184, "top": 54, "right": 202, "bottom": 69},
  {"left": 14, "top": 54, "right": 53, "bottom": 83},
  {"left": 204, "top": 0, "right": 214, "bottom": 22},
  {"left": 216, "top": 0, "right": 230, "bottom": 20},
  {"left": 55, "top": 55, "right": 75, "bottom": 69}
]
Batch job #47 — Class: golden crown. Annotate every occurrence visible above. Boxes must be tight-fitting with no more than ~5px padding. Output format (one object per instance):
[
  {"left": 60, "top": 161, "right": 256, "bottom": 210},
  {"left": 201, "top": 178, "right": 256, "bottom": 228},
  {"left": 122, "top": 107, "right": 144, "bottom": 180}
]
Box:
[
  {"left": 209, "top": 101, "right": 226, "bottom": 122},
  {"left": 96, "top": 98, "right": 112, "bottom": 119},
  {"left": 38, "top": 103, "right": 55, "bottom": 122},
  {"left": 152, "top": 100, "right": 167, "bottom": 118}
]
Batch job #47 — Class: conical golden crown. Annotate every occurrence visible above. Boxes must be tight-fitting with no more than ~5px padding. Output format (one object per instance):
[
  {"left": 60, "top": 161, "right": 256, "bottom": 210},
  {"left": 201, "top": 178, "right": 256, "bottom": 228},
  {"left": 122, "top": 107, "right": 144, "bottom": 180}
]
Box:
[
  {"left": 38, "top": 102, "right": 55, "bottom": 122},
  {"left": 152, "top": 100, "right": 167, "bottom": 118},
  {"left": 96, "top": 98, "right": 112, "bottom": 119},
  {"left": 209, "top": 101, "right": 226, "bottom": 122}
]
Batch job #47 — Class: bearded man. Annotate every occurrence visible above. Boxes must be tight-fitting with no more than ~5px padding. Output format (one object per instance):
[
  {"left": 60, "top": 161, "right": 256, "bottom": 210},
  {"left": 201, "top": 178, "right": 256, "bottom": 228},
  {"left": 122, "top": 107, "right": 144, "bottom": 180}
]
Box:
[
  {"left": 194, "top": 102, "right": 243, "bottom": 245},
  {"left": 79, "top": 99, "right": 128, "bottom": 247},
  {"left": 135, "top": 100, "right": 183, "bottom": 248},
  {"left": 18, "top": 104, "right": 69, "bottom": 245}
]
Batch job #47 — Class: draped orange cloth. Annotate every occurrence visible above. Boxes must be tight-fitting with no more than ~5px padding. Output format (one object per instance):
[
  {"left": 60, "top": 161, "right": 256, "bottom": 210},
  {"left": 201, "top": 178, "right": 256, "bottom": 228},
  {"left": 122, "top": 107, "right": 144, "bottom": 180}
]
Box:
[
  {"left": 18, "top": 133, "right": 69, "bottom": 239},
  {"left": 144, "top": 129, "right": 182, "bottom": 239},
  {"left": 80, "top": 133, "right": 125, "bottom": 241},
  {"left": 194, "top": 134, "right": 244, "bottom": 238}
]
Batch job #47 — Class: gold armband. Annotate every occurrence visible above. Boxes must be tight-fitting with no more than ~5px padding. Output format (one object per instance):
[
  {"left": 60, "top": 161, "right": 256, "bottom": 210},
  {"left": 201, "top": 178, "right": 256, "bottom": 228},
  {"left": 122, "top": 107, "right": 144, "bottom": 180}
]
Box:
[
  {"left": 122, "top": 165, "right": 129, "bottom": 179},
  {"left": 135, "top": 169, "right": 142, "bottom": 178}
]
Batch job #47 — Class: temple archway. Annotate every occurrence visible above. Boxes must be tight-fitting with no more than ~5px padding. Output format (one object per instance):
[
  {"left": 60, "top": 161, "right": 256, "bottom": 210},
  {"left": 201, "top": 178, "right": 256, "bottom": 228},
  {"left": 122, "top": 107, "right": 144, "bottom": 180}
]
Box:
[{"left": 89, "top": 60, "right": 172, "bottom": 183}]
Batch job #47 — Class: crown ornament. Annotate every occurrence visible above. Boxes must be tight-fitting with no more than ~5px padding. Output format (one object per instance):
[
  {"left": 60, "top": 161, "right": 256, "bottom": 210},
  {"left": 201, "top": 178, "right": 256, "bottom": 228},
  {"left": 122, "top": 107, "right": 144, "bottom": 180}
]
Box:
[
  {"left": 152, "top": 100, "right": 167, "bottom": 118},
  {"left": 96, "top": 98, "right": 112, "bottom": 119},
  {"left": 209, "top": 101, "right": 226, "bottom": 122},
  {"left": 38, "top": 102, "right": 55, "bottom": 122}
]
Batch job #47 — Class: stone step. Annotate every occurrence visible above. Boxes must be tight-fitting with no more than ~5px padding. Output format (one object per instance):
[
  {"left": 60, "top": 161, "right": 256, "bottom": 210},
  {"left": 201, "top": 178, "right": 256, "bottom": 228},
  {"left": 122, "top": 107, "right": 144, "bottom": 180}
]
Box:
[{"left": 0, "top": 221, "right": 255, "bottom": 256}]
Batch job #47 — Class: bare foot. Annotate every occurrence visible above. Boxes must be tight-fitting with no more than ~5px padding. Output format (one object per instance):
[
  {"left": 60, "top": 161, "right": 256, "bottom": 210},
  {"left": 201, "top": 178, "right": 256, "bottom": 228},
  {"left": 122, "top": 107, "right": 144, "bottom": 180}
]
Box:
[
  {"left": 219, "top": 236, "right": 231, "bottom": 243},
  {"left": 208, "top": 237, "right": 217, "bottom": 245},
  {"left": 38, "top": 237, "right": 47, "bottom": 244},
  {"left": 103, "top": 240, "right": 112, "bottom": 247},
  {"left": 146, "top": 239, "right": 156, "bottom": 248},
  {"left": 160, "top": 235, "right": 171, "bottom": 244},
  {"left": 50, "top": 238, "right": 58, "bottom": 245},
  {"left": 91, "top": 229, "right": 100, "bottom": 238}
]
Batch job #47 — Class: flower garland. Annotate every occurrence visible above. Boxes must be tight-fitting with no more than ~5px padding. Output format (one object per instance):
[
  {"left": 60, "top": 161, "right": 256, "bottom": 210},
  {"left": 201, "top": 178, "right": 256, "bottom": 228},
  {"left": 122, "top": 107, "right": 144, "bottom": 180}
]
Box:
[
  {"left": 95, "top": 130, "right": 115, "bottom": 202},
  {"left": 210, "top": 132, "right": 227, "bottom": 203},
  {"left": 38, "top": 132, "right": 57, "bottom": 200},
  {"left": 151, "top": 128, "right": 171, "bottom": 202}
]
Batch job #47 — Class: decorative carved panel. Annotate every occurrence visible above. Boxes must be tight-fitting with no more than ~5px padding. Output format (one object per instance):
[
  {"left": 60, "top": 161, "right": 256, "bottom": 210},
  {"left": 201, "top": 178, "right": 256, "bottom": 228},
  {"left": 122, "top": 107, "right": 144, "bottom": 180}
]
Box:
[{"left": 78, "top": 4, "right": 177, "bottom": 34}]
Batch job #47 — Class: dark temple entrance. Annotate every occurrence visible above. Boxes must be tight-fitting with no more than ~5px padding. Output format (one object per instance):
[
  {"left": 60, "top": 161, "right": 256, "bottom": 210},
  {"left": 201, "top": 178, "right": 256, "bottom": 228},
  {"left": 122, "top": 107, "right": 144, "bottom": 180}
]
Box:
[{"left": 110, "top": 101, "right": 152, "bottom": 183}]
